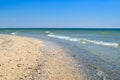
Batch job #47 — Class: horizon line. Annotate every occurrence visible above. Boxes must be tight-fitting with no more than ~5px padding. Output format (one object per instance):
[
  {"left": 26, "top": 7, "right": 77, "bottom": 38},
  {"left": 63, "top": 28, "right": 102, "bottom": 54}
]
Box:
[{"left": 0, "top": 28, "right": 120, "bottom": 30}]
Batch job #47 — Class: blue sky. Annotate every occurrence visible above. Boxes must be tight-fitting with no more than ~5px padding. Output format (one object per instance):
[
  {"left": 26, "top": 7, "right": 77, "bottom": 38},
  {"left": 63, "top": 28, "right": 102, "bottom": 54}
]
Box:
[{"left": 0, "top": 0, "right": 120, "bottom": 28}]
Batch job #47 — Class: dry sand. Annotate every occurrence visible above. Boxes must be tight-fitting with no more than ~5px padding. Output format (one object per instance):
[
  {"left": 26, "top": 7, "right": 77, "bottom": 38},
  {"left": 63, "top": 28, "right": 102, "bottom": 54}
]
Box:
[{"left": 0, "top": 35, "right": 86, "bottom": 80}]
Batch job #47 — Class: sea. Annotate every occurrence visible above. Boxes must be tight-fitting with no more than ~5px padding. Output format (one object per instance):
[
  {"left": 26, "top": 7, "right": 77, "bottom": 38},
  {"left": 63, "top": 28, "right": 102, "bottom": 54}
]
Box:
[{"left": 0, "top": 28, "right": 120, "bottom": 80}]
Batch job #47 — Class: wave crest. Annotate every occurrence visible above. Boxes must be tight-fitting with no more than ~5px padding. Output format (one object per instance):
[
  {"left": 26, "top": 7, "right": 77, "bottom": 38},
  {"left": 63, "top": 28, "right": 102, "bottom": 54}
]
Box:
[{"left": 47, "top": 33, "right": 119, "bottom": 48}]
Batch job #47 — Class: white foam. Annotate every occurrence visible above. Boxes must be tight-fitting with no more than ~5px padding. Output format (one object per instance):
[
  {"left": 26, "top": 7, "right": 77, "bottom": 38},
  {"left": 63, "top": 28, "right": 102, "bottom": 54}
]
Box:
[
  {"left": 47, "top": 34, "right": 119, "bottom": 48},
  {"left": 45, "top": 31, "right": 50, "bottom": 34},
  {"left": 82, "top": 39, "right": 119, "bottom": 47},
  {"left": 48, "top": 34, "right": 79, "bottom": 42},
  {"left": 81, "top": 41, "right": 87, "bottom": 44},
  {"left": 11, "top": 32, "right": 16, "bottom": 35}
]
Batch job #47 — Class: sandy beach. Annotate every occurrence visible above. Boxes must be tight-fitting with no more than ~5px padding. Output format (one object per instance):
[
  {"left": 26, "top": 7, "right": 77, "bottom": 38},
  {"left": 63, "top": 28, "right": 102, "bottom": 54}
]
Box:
[{"left": 0, "top": 34, "right": 86, "bottom": 80}]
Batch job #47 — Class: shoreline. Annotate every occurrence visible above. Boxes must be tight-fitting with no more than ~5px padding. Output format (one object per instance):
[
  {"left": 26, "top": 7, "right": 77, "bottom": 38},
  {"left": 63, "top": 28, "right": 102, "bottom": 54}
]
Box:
[{"left": 0, "top": 34, "right": 86, "bottom": 80}]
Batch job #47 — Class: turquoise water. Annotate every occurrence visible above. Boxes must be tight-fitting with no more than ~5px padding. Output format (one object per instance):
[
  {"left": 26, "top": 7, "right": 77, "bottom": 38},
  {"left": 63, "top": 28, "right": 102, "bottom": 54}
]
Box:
[{"left": 0, "top": 28, "right": 120, "bottom": 80}]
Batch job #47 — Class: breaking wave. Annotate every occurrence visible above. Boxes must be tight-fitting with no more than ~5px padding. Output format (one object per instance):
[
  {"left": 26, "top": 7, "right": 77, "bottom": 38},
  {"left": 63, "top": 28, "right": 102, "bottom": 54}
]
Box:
[
  {"left": 11, "top": 32, "right": 17, "bottom": 35},
  {"left": 47, "top": 33, "right": 120, "bottom": 48}
]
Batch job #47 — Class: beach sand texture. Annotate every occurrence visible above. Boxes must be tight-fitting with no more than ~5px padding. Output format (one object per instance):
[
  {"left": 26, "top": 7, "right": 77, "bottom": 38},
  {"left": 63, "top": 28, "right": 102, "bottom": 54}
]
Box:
[{"left": 0, "top": 35, "right": 86, "bottom": 80}]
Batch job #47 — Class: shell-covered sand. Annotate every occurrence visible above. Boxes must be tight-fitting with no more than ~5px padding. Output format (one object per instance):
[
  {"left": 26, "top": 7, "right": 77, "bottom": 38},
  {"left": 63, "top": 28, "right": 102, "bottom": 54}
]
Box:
[{"left": 0, "top": 35, "right": 86, "bottom": 80}]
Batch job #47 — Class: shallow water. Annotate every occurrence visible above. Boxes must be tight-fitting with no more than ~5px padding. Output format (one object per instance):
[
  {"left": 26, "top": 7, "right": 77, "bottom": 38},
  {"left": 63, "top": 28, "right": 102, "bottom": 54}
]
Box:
[{"left": 0, "top": 28, "right": 120, "bottom": 80}]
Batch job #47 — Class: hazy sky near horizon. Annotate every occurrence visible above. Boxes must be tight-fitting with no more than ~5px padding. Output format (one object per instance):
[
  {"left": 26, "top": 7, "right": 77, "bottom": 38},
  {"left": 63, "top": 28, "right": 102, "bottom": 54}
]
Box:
[{"left": 0, "top": 0, "right": 120, "bottom": 28}]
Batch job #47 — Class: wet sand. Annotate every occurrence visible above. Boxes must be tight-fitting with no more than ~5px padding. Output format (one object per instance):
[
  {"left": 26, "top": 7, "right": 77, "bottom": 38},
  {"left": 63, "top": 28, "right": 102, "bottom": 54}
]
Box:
[{"left": 0, "top": 35, "right": 86, "bottom": 80}]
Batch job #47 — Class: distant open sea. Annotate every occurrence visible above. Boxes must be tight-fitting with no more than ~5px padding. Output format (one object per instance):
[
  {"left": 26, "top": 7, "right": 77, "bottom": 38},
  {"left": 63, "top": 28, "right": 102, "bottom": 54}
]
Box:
[{"left": 0, "top": 28, "right": 120, "bottom": 80}]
